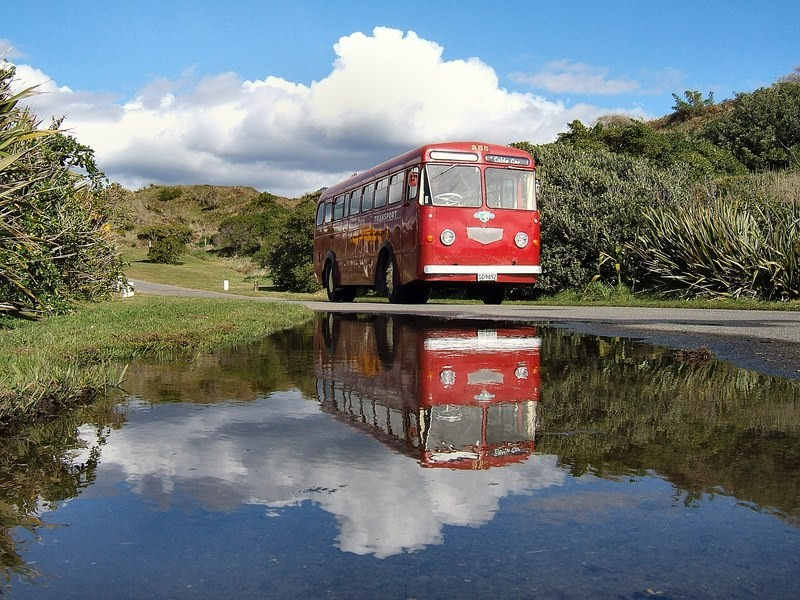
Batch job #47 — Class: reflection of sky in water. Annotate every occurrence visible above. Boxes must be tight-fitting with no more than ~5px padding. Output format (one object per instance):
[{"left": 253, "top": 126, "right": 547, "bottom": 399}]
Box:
[
  {"left": 8, "top": 314, "right": 800, "bottom": 599},
  {"left": 9, "top": 390, "right": 799, "bottom": 599},
  {"left": 74, "top": 392, "right": 565, "bottom": 558}
]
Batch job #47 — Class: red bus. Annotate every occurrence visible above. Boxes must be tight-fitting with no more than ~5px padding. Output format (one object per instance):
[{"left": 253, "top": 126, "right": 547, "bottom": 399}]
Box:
[
  {"left": 313, "top": 141, "right": 541, "bottom": 304},
  {"left": 314, "top": 315, "right": 541, "bottom": 470}
]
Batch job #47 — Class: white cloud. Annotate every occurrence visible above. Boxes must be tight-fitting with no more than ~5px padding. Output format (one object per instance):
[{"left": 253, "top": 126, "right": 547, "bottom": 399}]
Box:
[
  {"left": 0, "top": 39, "right": 22, "bottom": 60},
  {"left": 512, "top": 59, "right": 641, "bottom": 95},
  {"left": 10, "top": 29, "right": 646, "bottom": 196},
  {"left": 74, "top": 391, "right": 566, "bottom": 558}
]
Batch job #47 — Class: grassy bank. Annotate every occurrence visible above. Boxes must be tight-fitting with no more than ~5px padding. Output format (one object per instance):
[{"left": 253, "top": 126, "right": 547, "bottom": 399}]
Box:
[
  {"left": 0, "top": 296, "right": 313, "bottom": 427},
  {"left": 123, "top": 247, "right": 326, "bottom": 300}
]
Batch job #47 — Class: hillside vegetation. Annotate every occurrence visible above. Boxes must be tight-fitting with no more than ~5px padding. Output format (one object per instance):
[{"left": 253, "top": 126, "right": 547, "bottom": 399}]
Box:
[
  {"left": 110, "top": 73, "right": 800, "bottom": 301},
  {"left": 511, "top": 75, "right": 800, "bottom": 301}
]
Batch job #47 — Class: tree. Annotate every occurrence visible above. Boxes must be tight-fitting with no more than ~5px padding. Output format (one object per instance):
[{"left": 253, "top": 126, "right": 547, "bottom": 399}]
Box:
[
  {"left": 137, "top": 225, "right": 191, "bottom": 264},
  {"left": 264, "top": 200, "right": 320, "bottom": 292},
  {"left": 671, "top": 90, "right": 715, "bottom": 120}
]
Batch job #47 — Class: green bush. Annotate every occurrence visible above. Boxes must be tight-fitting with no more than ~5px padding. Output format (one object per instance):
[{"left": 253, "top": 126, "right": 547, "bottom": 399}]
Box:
[
  {"left": 137, "top": 224, "right": 192, "bottom": 244},
  {"left": 629, "top": 194, "right": 800, "bottom": 300},
  {"left": 512, "top": 142, "right": 694, "bottom": 294},
  {"left": 702, "top": 81, "right": 800, "bottom": 171},
  {"left": 156, "top": 186, "right": 182, "bottom": 202},
  {"left": 264, "top": 200, "right": 320, "bottom": 292},
  {"left": 0, "top": 67, "right": 124, "bottom": 315},
  {"left": 148, "top": 235, "right": 186, "bottom": 264},
  {"left": 554, "top": 119, "right": 744, "bottom": 178},
  {"left": 214, "top": 193, "right": 288, "bottom": 256}
]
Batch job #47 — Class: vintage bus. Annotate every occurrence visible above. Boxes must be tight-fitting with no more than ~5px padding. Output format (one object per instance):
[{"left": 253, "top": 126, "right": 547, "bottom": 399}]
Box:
[
  {"left": 314, "top": 314, "right": 541, "bottom": 470},
  {"left": 313, "top": 141, "right": 540, "bottom": 304}
]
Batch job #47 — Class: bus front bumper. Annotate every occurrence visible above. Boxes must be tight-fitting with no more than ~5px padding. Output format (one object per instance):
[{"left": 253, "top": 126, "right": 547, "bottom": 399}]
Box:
[{"left": 423, "top": 265, "right": 542, "bottom": 275}]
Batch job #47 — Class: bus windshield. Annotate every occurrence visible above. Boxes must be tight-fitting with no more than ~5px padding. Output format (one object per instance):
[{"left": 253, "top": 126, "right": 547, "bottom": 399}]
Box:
[
  {"left": 486, "top": 168, "right": 536, "bottom": 210},
  {"left": 424, "top": 164, "right": 482, "bottom": 207}
]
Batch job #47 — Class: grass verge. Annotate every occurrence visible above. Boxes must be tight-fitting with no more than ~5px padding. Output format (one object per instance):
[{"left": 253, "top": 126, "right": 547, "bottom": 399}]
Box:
[
  {"left": 0, "top": 296, "right": 313, "bottom": 428},
  {"left": 123, "top": 247, "right": 327, "bottom": 300}
]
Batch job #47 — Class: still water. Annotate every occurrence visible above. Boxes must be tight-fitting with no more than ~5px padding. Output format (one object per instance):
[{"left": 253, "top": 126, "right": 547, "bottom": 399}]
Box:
[{"left": 2, "top": 314, "right": 800, "bottom": 599}]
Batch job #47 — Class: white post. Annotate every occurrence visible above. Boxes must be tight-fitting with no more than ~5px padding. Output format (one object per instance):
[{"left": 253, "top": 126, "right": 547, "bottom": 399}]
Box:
[{"left": 223, "top": 280, "right": 229, "bottom": 291}]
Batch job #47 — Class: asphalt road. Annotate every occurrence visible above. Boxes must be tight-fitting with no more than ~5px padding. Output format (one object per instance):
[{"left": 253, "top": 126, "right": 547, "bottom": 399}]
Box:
[{"left": 131, "top": 279, "right": 800, "bottom": 379}]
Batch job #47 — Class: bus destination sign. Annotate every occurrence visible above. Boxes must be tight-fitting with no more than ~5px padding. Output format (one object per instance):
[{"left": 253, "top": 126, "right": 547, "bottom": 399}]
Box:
[{"left": 485, "top": 154, "right": 530, "bottom": 166}]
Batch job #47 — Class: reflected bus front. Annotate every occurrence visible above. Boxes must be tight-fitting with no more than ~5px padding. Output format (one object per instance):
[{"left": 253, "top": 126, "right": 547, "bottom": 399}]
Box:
[{"left": 314, "top": 315, "right": 541, "bottom": 470}]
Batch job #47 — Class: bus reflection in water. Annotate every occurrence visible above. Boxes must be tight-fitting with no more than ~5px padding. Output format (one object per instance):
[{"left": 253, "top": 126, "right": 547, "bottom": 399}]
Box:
[{"left": 314, "top": 315, "right": 541, "bottom": 469}]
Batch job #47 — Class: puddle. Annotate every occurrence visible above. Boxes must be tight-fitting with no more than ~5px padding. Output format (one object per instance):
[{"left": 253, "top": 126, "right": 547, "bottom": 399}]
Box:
[{"left": 2, "top": 314, "right": 799, "bottom": 598}]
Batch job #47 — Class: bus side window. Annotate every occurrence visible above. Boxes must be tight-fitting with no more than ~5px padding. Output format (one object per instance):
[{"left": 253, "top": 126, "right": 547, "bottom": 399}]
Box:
[
  {"left": 374, "top": 178, "right": 388, "bottom": 208},
  {"left": 315, "top": 202, "right": 325, "bottom": 227},
  {"left": 324, "top": 201, "right": 333, "bottom": 223},
  {"left": 388, "top": 173, "right": 403, "bottom": 204},
  {"left": 333, "top": 195, "right": 345, "bottom": 220},
  {"left": 350, "top": 190, "right": 361, "bottom": 215},
  {"left": 407, "top": 167, "right": 419, "bottom": 202},
  {"left": 362, "top": 184, "right": 374, "bottom": 211}
]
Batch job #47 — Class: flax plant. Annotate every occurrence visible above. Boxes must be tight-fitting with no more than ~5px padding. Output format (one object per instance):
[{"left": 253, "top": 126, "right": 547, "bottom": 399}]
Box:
[{"left": 629, "top": 191, "right": 800, "bottom": 299}]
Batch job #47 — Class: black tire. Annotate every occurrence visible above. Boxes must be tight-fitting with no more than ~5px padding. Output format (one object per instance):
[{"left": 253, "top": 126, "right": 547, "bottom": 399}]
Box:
[
  {"left": 324, "top": 262, "right": 338, "bottom": 302},
  {"left": 480, "top": 284, "right": 505, "bottom": 305},
  {"left": 325, "top": 261, "right": 354, "bottom": 302},
  {"left": 378, "top": 252, "right": 402, "bottom": 303}
]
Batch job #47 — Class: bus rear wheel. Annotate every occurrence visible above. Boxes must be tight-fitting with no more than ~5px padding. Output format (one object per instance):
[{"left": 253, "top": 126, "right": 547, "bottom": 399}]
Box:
[
  {"left": 480, "top": 284, "right": 505, "bottom": 305},
  {"left": 324, "top": 261, "right": 356, "bottom": 302}
]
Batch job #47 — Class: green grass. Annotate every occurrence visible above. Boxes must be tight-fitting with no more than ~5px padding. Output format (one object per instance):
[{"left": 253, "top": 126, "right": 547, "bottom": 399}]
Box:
[
  {"left": 123, "top": 247, "right": 328, "bottom": 300},
  {"left": 0, "top": 296, "right": 313, "bottom": 427}
]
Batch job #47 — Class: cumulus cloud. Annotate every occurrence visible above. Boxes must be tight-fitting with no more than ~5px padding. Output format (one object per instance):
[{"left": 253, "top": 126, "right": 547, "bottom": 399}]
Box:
[
  {"left": 11, "top": 28, "right": 646, "bottom": 195},
  {"left": 74, "top": 392, "right": 565, "bottom": 558},
  {"left": 512, "top": 59, "right": 641, "bottom": 95}
]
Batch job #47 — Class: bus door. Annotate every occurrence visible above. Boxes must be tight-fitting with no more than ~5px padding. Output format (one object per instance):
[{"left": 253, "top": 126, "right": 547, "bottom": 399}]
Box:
[{"left": 400, "top": 167, "right": 420, "bottom": 281}]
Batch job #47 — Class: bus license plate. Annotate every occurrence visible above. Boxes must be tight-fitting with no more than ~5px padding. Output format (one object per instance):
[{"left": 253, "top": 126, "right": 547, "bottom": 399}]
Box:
[{"left": 477, "top": 272, "right": 497, "bottom": 282}]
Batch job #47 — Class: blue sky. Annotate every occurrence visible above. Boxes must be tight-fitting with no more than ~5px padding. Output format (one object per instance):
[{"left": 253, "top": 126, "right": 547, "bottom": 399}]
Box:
[{"left": 3, "top": 0, "right": 798, "bottom": 193}]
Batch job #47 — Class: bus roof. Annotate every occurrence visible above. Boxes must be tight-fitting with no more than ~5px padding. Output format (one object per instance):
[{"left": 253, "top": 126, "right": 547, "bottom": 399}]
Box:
[{"left": 318, "top": 141, "right": 534, "bottom": 203}]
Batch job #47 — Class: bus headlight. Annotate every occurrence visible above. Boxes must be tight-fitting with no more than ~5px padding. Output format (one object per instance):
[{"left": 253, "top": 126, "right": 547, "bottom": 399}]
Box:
[
  {"left": 514, "top": 232, "right": 529, "bottom": 248},
  {"left": 440, "top": 368, "right": 456, "bottom": 387},
  {"left": 440, "top": 229, "right": 456, "bottom": 246}
]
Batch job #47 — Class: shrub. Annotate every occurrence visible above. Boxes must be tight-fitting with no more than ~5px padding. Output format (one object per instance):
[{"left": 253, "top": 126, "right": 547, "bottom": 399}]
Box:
[
  {"left": 264, "top": 200, "right": 320, "bottom": 292},
  {"left": 0, "top": 67, "right": 124, "bottom": 315},
  {"left": 156, "top": 186, "right": 182, "bottom": 202},
  {"left": 555, "top": 119, "right": 745, "bottom": 178},
  {"left": 214, "top": 193, "right": 288, "bottom": 256},
  {"left": 137, "top": 225, "right": 191, "bottom": 264},
  {"left": 511, "top": 142, "right": 694, "bottom": 294},
  {"left": 702, "top": 81, "right": 800, "bottom": 171},
  {"left": 148, "top": 235, "right": 186, "bottom": 264},
  {"left": 629, "top": 193, "right": 800, "bottom": 300}
]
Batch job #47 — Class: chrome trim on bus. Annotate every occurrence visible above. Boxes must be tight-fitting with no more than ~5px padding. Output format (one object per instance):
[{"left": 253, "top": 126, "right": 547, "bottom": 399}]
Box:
[{"left": 423, "top": 265, "right": 542, "bottom": 275}]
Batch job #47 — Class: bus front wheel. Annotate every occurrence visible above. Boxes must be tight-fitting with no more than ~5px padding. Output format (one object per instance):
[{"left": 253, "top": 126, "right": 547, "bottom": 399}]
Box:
[{"left": 378, "top": 253, "right": 402, "bottom": 303}]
